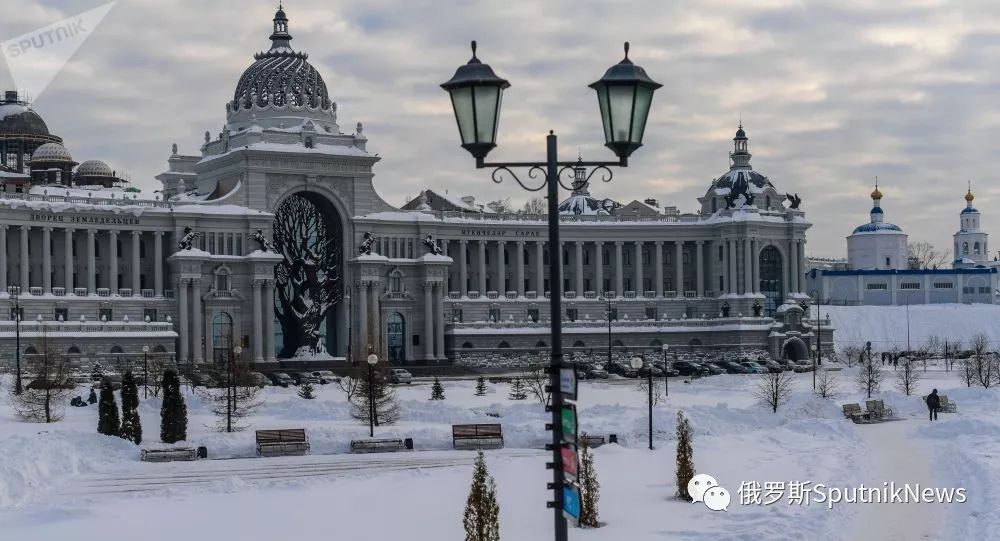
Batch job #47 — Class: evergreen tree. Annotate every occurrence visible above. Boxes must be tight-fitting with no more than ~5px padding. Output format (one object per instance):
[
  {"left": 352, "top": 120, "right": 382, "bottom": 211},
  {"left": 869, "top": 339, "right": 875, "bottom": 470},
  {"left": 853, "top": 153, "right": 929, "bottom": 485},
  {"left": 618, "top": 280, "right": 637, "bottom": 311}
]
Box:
[
  {"left": 508, "top": 377, "right": 527, "bottom": 400},
  {"left": 474, "top": 375, "right": 488, "bottom": 397},
  {"left": 430, "top": 377, "right": 445, "bottom": 400},
  {"left": 349, "top": 366, "right": 400, "bottom": 425},
  {"left": 579, "top": 433, "right": 601, "bottom": 528},
  {"left": 160, "top": 369, "right": 188, "bottom": 443},
  {"left": 298, "top": 381, "right": 317, "bottom": 399},
  {"left": 97, "top": 377, "right": 120, "bottom": 436},
  {"left": 119, "top": 371, "right": 142, "bottom": 445},
  {"left": 675, "top": 411, "right": 695, "bottom": 502},
  {"left": 462, "top": 451, "right": 500, "bottom": 541}
]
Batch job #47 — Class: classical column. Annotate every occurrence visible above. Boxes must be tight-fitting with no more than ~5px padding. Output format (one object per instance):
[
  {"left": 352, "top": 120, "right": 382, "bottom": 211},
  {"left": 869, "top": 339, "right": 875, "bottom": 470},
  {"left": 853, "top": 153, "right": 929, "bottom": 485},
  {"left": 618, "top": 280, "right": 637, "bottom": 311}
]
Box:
[
  {"left": 440, "top": 240, "right": 450, "bottom": 292},
  {"left": 614, "top": 241, "right": 624, "bottom": 295},
  {"left": 675, "top": 241, "right": 684, "bottom": 296},
  {"left": 0, "top": 226, "right": 7, "bottom": 293},
  {"left": 797, "top": 240, "right": 806, "bottom": 295},
  {"left": 594, "top": 242, "right": 604, "bottom": 295},
  {"left": 177, "top": 278, "right": 189, "bottom": 363},
  {"left": 535, "top": 241, "right": 544, "bottom": 293},
  {"left": 131, "top": 231, "right": 141, "bottom": 295},
  {"left": 496, "top": 240, "right": 506, "bottom": 293},
  {"left": 19, "top": 225, "right": 29, "bottom": 290},
  {"left": 751, "top": 239, "right": 761, "bottom": 294},
  {"left": 41, "top": 227, "right": 51, "bottom": 294},
  {"left": 654, "top": 241, "right": 664, "bottom": 297},
  {"left": 696, "top": 240, "right": 705, "bottom": 296},
  {"left": 721, "top": 239, "right": 729, "bottom": 294},
  {"left": 264, "top": 280, "right": 276, "bottom": 361},
  {"left": 424, "top": 282, "right": 435, "bottom": 360},
  {"left": 477, "top": 240, "right": 487, "bottom": 293},
  {"left": 634, "top": 241, "right": 643, "bottom": 295},
  {"left": 63, "top": 228, "right": 73, "bottom": 292},
  {"left": 109, "top": 230, "right": 119, "bottom": 294},
  {"left": 252, "top": 279, "right": 263, "bottom": 362},
  {"left": 728, "top": 239, "right": 738, "bottom": 295},
  {"left": 368, "top": 281, "right": 380, "bottom": 353},
  {"left": 789, "top": 239, "right": 799, "bottom": 295},
  {"left": 575, "top": 241, "right": 584, "bottom": 295},
  {"left": 357, "top": 282, "right": 369, "bottom": 355},
  {"left": 459, "top": 240, "right": 468, "bottom": 297},
  {"left": 435, "top": 284, "right": 446, "bottom": 359},
  {"left": 191, "top": 278, "right": 203, "bottom": 363},
  {"left": 743, "top": 238, "right": 752, "bottom": 295},
  {"left": 87, "top": 229, "right": 96, "bottom": 293},
  {"left": 515, "top": 241, "right": 525, "bottom": 296},
  {"left": 153, "top": 232, "right": 164, "bottom": 297}
]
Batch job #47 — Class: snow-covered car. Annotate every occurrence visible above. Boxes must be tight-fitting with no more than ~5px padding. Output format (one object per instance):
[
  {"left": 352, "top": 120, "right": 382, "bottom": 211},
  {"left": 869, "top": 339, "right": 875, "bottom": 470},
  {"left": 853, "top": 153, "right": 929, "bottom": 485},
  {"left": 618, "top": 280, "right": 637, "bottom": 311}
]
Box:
[
  {"left": 293, "top": 372, "right": 320, "bottom": 385},
  {"left": 388, "top": 369, "right": 412, "bottom": 384},
  {"left": 311, "top": 370, "right": 339, "bottom": 384},
  {"left": 269, "top": 373, "right": 294, "bottom": 387},
  {"left": 608, "top": 362, "right": 638, "bottom": 378},
  {"left": 740, "top": 361, "right": 766, "bottom": 374},
  {"left": 761, "top": 360, "right": 784, "bottom": 373},
  {"left": 248, "top": 372, "right": 270, "bottom": 387},
  {"left": 584, "top": 365, "right": 609, "bottom": 379}
]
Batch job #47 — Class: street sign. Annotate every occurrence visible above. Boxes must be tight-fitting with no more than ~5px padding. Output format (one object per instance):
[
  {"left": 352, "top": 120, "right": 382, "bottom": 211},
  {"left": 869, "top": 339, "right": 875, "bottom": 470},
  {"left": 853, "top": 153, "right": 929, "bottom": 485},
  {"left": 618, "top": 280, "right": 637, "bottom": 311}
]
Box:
[
  {"left": 561, "top": 404, "right": 578, "bottom": 445},
  {"left": 562, "top": 482, "right": 581, "bottom": 523},
  {"left": 561, "top": 445, "right": 579, "bottom": 481},
  {"left": 560, "top": 367, "right": 577, "bottom": 401}
]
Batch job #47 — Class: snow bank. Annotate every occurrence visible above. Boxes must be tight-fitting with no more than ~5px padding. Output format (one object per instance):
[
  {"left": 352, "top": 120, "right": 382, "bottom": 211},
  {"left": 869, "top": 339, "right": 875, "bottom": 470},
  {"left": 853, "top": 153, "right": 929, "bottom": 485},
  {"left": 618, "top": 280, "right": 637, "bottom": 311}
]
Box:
[{"left": 815, "top": 304, "right": 1000, "bottom": 350}]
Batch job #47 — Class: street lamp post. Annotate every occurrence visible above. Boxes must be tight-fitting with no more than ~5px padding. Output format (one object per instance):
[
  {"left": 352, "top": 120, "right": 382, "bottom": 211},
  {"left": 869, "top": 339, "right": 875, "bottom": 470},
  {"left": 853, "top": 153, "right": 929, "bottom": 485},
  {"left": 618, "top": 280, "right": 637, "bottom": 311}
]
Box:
[
  {"left": 661, "top": 343, "right": 670, "bottom": 397},
  {"left": 366, "top": 353, "right": 379, "bottom": 437},
  {"left": 229, "top": 345, "right": 242, "bottom": 433},
  {"left": 142, "top": 345, "right": 150, "bottom": 399},
  {"left": 811, "top": 344, "right": 817, "bottom": 390},
  {"left": 603, "top": 291, "right": 615, "bottom": 370},
  {"left": 12, "top": 285, "right": 22, "bottom": 395},
  {"left": 903, "top": 289, "right": 918, "bottom": 355},
  {"left": 630, "top": 356, "right": 653, "bottom": 450},
  {"left": 442, "top": 40, "right": 660, "bottom": 541}
]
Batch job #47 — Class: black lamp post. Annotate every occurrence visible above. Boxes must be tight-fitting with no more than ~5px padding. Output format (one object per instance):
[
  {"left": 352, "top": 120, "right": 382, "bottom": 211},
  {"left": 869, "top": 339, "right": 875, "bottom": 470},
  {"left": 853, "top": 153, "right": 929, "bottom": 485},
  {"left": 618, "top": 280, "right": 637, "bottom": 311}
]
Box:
[
  {"left": 366, "top": 353, "right": 379, "bottom": 437},
  {"left": 228, "top": 345, "right": 242, "bottom": 433},
  {"left": 661, "top": 343, "right": 670, "bottom": 397},
  {"left": 142, "top": 345, "right": 150, "bottom": 399},
  {"left": 442, "top": 41, "right": 660, "bottom": 541},
  {"left": 631, "top": 355, "right": 653, "bottom": 450},
  {"left": 603, "top": 291, "right": 615, "bottom": 371},
  {"left": 811, "top": 344, "right": 817, "bottom": 390},
  {"left": 12, "top": 285, "right": 21, "bottom": 395}
]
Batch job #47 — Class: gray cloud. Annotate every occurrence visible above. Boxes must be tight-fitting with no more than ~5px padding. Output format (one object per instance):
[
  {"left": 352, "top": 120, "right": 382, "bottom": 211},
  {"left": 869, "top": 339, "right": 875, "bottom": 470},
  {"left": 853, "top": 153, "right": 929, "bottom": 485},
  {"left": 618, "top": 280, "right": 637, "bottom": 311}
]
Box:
[{"left": 3, "top": 0, "right": 1000, "bottom": 258}]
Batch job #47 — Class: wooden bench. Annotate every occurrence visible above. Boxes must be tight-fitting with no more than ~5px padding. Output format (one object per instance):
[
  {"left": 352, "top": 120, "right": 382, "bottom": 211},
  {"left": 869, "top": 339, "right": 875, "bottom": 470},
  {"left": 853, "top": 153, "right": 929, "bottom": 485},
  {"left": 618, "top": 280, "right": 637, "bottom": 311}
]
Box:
[
  {"left": 452, "top": 424, "right": 504, "bottom": 450},
  {"left": 939, "top": 395, "right": 957, "bottom": 413},
  {"left": 350, "top": 438, "right": 406, "bottom": 453},
  {"left": 255, "top": 429, "right": 310, "bottom": 457},
  {"left": 865, "top": 400, "right": 893, "bottom": 421},
  {"left": 140, "top": 448, "right": 197, "bottom": 462},
  {"left": 581, "top": 434, "right": 607, "bottom": 448},
  {"left": 841, "top": 403, "right": 871, "bottom": 424}
]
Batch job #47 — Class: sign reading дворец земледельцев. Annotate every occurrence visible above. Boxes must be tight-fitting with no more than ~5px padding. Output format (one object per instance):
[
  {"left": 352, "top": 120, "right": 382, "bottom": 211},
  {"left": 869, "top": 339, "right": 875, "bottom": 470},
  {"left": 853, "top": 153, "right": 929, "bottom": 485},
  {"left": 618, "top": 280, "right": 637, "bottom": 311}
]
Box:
[{"left": 29, "top": 212, "right": 141, "bottom": 226}]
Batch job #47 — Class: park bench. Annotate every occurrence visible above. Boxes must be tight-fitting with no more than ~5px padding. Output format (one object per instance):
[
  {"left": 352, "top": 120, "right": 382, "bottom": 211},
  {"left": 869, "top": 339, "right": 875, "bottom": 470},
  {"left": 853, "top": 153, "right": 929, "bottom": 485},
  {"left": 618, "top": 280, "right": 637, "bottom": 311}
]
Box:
[
  {"left": 255, "top": 429, "right": 310, "bottom": 457},
  {"left": 865, "top": 400, "right": 893, "bottom": 421},
  {"left": 841, "top": 403, "right": 871, "bottom": 424},
  {"left": 140, "top": 447, "right": 197, "bottom": 462},
  {"left": 452, "top": 423, "right": 504, "bottom": 450},
  {"left": 581, "top": 434, "right": 608, "bottom": 448},
  {"left": 939, "top": 395, "right": 957, "bottom": 413},
  {"left": 350, "top": 438, "right": 411, "bottom": 453}
]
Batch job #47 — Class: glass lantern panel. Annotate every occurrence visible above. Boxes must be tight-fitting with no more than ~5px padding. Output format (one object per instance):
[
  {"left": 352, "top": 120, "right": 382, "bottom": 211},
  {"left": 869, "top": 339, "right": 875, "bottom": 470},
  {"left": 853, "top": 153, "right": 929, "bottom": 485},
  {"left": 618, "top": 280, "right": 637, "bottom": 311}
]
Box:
[
  {"left": 473, "top": 85, "right": 500, "bottom": 145},
  {"left": 449, "top": 87, "right": 476, "bottom": 145},
  {"left": 629, "top": 86, "right": 653, "bottom": 144},
  {"left": 596, "top": 88, "right": 611, "bottom": 143},
  {"left": 608, "top": 85, "right": 636, "bottom": 143}
]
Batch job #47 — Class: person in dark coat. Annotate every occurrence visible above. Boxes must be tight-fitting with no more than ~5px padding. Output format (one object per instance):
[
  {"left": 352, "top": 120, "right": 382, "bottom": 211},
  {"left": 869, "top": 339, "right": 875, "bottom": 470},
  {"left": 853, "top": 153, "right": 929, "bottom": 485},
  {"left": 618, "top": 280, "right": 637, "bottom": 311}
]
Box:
[{"left": 926, "top": 388, "right": 941, "bottom": 421}]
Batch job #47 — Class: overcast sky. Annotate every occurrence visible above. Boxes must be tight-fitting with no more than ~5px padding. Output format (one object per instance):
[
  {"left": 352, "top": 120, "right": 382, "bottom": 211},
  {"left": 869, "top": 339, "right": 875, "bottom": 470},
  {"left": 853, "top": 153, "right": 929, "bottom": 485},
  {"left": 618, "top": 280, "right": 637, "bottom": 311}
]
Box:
[{"left": 4, "top": 0, "right": 1000, "bottom": 258}]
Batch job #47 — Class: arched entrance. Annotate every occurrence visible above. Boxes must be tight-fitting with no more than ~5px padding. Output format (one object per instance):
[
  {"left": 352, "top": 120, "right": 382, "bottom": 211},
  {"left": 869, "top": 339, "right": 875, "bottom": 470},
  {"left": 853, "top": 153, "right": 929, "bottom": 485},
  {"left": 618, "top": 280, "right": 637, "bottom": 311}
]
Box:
[
  {"left": 782, "top": 337, "right": 808, "bottom": 362},
  {"left": 386, "top": 312, "right": 405, "bottom": 363},
  {"left": 212, "top": 312, "right": 234, "bottom": 365},
  {"left": 272, "top": 191, "right": 345, "bottom": 358},
  {"left": 759, "top": 246, "right": 784, "bottom": 316}
]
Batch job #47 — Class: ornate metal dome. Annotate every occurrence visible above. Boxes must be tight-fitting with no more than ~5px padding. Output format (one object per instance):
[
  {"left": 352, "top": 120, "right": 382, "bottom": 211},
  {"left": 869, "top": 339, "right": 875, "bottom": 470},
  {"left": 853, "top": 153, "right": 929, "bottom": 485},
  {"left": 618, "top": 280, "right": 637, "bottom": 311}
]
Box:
[
  {"left": 30, "top": 142, "right": 73, "bottom": 163},
  {"left": 230, "top": 7, "right": 332, "bottom": 112},
  {"left": 0, "top": 101, "right": 50, "bottom": 137},
  {"left": 76, "top": 160, "right": 114, "bottom": 178}
]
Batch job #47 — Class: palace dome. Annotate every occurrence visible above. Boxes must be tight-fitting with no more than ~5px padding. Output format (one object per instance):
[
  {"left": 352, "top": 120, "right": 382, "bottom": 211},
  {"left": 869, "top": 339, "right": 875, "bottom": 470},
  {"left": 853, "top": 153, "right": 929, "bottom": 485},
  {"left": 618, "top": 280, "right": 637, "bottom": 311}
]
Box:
[
  {"left": 30, "top": 142, "right": 73, "bottom": 163},
  {"left": 0, "top": 100, "right": 50, "bottom": 137},
  {"left": 76, "top": 160, "right": 114, "bottom": 178}
]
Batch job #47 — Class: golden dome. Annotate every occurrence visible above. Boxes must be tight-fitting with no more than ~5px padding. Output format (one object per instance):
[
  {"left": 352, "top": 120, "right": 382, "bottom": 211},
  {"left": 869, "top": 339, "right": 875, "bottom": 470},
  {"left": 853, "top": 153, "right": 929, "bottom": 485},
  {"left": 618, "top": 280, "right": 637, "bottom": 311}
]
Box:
[
  {"left": 965, "top": 189, "right": 975, "bottom": 202},
  {"left": 871, "top": 186, "right": 882, "bottom": 199}
]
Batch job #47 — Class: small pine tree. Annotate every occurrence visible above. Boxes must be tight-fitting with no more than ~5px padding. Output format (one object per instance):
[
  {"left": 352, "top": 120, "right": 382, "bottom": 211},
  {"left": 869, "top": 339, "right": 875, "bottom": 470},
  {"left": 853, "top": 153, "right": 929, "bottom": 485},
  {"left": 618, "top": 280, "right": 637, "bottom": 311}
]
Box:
[
  {"left": 508, "top": 377, "right": 527, "bottom": 400},
  {"left": 160, "top": 369, "right": 188, "bottom": 443},
  {"left": 578, "top": 434, "right": 601, "bottom": 528},
  {"left": 298, "top": 382, "right": 317, "bottom": 399},
  {"left": 119, "top": 371, "right": 142, "bottom": 445},
  {"left": 463, "top": 451, "right": 500, "bottom": 541},
  {"left": 430, "top": 377, "right": 445, "bottom": 400},
  {"left": 475, "top": 375, "right": 488, "bottom": 397},
  {"left": 675, "top": 410, "right": 695, "bottom": 502},
  {"left": 97, "top": 377, "right": 120, "bottom": 436}
]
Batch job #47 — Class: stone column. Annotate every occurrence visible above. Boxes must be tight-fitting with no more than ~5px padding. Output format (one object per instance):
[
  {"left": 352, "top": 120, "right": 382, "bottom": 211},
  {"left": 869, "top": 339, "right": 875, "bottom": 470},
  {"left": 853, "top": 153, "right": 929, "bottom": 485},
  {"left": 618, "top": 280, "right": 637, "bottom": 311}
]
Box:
[
  {"left": 496, "top": 240, "right": 506, "bottom": 293},
  {"left": 696, "top": 240, "right": 705, "bottom": 296},
  {"left": 191, "top": 278, "right": 203, "bottom": 363},
  {"left": 728, "top": 239, "right": 738, "bottom": 294},
  {"left": 177, "top": 278, "right": 189, "bottom": 363},
  {"left": 515, "top": 241, "right": 525, "bottom": 296},
  {"left": 252, "top": 279, "right": 263, "bottom": 362},
  {"left": 798, "top": 240, "right": 806, "bottom": 295},
  {"left": 264, "top": 280, "right": 276, "bottom": 361},
  {"left": 675, "top": 241, "right": 685, "bottom": 296},
  {"left": 87, "top": 229, "right": 96, "bottom": 293},
  {"left": 131, "top": 231, "right": 141, "bottom": 295},
  {"left": 459, "top": 240, "right": 468, "bottom": 297},
  {"left": 435, "top": 284, "right": 446, "bottom": 359},
  {"left": 634, "top": 241, "right": 643, "bottom": 295},
  {"left": 721, "top": 239, "right": 729, "bottom": 294},
  {"left": 440, "top": 240, "right": 450, "bottom": 292},
  {"left": 358, "top": 282, "right": 369, "bottom": 355},
  {"left": 789, "top": 239, "right": 799, "bottom": 295},
  {"left": 744, "top": 238, "right": 752, "bottom": 295},
  {"left": 154, "top": 232, "right": 164, "bottom": 297},
  {"left": 614, "top": 241, "right": 624, "bottom": 295},
  {"left": 109, "top": 230, "right": 119, "bottom": 294},
  {"left": 0, "top": 226, "right": 7, "bottom": 293},
  {"left": 424, "top": 282, "right": 435, "bottom": 360},
  {"left": 63, "top": 228, "right": 73, "bottom": 292},
  {"left": 535, "top": 241, "right": 544, "bottom": 293},
  {"left": 594, "top": 242, "right": 604, "bottom": 295},
  {"left": 41, "top": 227, "right": 51, "bottom": 294},
  {"left": 575, "top": 241, "right": 584, "bottom": 295},
  {"left": 19, "top": 226, "right": 29, "bottom": 290},
  {"left": 752, "top": 239, "right": 761, "bottom": 294},
  {"left": 368, "top": 281, "right": 380, "bottom": 354},
  {"left": 477, "top": 240, "right": 487, "bottom": 294},
  {"left": 654, "top": 241, "right": 664, "bottom": 297}
]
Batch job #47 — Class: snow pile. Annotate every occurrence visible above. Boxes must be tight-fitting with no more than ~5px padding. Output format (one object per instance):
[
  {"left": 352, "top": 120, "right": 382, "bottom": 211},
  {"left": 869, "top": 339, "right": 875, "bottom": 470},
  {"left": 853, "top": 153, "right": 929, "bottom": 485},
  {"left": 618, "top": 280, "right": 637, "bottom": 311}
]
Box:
[{"left": 814, "top": 304, "right": 1000, "bottom": 350}]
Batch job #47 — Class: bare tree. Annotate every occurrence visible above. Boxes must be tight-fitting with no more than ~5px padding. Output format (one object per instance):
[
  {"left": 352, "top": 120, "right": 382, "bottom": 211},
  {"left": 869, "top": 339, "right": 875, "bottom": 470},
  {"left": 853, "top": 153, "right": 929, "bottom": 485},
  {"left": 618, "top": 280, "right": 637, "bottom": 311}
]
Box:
[
  {"left": 856, "top": 358, "right": 885, "bottom": 399},
  {"left": 521, "top": 197, "right": 547, "bottom": 215},
  {"left": 338, "top": 373, "right": 362, "bottom": 401},
  {"left": 894, "top": 359, "right": 921, "bottom": 396},
  {"left": 907, "top": 241, "right": 948, "bottom": 269},
  {"left": 838, "top": 343, "right": 862, "bottom": 368},
  {"left": 814, "top": 369, "right": 839, "bottom": 399},
  {"left": 9, "top": 329, "right": 73, "bottom": 423},
  {"left": 194, "top": 356, "right": 262, "bottom": 432},
  {"left": 958, "top": 358, "right": 977, "bottom": 387},
  {"left": 755, "top": 371, "right": 794, "bottom": 413},
  {"left": 521, "top": 365, "right": 550, "bottom": 405},
  {"left": 969, "top": 333, "right": 995, "bottom": 388},
  {"left": 941, "top": 338, "right": 962, "bottom": 372},
  {"left": 638, "top": 377, "right": 666, "bottom": 405}
]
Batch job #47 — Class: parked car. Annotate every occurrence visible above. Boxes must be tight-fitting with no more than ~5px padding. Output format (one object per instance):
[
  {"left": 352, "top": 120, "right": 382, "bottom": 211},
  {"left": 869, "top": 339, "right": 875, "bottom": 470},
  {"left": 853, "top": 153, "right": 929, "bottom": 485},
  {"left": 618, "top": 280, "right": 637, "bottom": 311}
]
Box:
[
  {"left": 653, "top": 361, "right": 682, "bottom": 377},
  {"left": 293, "top": 372, "right": 320, "bottom": 385},
  {"left": 388, "top": 368, "right": 413, "bottom": 384},
  {"left": 608, "top": 362, "right": 638, "bottom": 378},
  {"left": 672, "top": 361, "right": 708, "bottom": 377},
  {"left": 761, "top": 360, "right": 784, "bottom": 373},
  {"left": 311, "top": 370, "right": 339, "bottom": 384},
  {"left": 638, "top": 364, "right": 664, "bottom": 378},
  {"left": 248, "top": 372, "right": 270, "bottom": 387},
  {"left": 740, "top": 361, "right": 766, "bottom": 374},
  {"left": 720, "top": 361, "right": 750, "bottom": 374},
  {"left": 702, "top": 362, "right": 727, "bottom": 376},
  {"left": 268, "top": 372, "right": 294, "bottom": 387},
  {"left": 584, "top": 364, "right": 609, "bottom": 379}
]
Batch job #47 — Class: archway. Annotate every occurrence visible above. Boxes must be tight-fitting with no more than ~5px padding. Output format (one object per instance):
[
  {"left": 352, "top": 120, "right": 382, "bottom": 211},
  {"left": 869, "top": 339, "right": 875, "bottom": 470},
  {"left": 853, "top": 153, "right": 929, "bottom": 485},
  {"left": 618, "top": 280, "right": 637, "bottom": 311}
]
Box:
[
  {"left": 212, "top": 312, "right": 233, "bottom": 365},
  {"left": 759, "top": 246, "right": 783, "bottom": 316},
  {"left": 272, "top": 191, "right": 345, "bottom": 358},
  {"left": 782, "top": 337, "right": 808, "bottom": 362},
  {"left": 386, "top": 312, "right": 405, "bottom": 363}
]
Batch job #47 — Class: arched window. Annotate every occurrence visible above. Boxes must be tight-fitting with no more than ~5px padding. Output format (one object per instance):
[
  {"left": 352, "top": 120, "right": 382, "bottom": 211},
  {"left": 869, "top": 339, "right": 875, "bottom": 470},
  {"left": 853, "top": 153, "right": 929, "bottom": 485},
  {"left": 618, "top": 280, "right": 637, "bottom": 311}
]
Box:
[
  {"left": 387, "top": 312, "right": 405, "bottom": 362},
  {"left": 212, "top": 312, "right": 233, "bottom": 364},
  {"left": 974, "top": 242, "right": 981, "bottom": 255},
  {"left": 650, "top": 339, "right": 663, "bottom": 348},
  {"left": 389, "top": 269, "right": 404, "bottom": 293},
  {"left": 498, "top": 341, "right": 510, "bottom": 349},
  {"left": 462, "top": 341, "right": 474, "bottom": 349},
  {"left": 67, "top": 346, "right": 81, "bottom": 355},
  {"left": 153, "top": 345, "right": 167, "bottom": 353},
  {"left": 25, "top": 346, "right": 37, "bottom": 355},
  {"left": 612, "top": 339, "right": 624, "bottom": 347},
  {"left": 110, "top": 345, "right": 123, "bottom": 354},
  {"left": 535, "top": 340, "right": 548, "bottom": 348},
  {"left": 572, "top": 340, "right": 586, "bottom": 348},
  {"left": 963, "top": 242, "right": 969, "bottom": 255}
]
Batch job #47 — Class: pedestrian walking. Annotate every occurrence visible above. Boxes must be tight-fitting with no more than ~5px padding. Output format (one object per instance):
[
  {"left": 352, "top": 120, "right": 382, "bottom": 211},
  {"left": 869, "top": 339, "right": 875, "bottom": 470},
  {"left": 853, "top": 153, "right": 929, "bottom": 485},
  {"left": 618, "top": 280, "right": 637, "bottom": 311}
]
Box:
[{"left": 926, "top": 388, "right": 941, "bottom": 421}]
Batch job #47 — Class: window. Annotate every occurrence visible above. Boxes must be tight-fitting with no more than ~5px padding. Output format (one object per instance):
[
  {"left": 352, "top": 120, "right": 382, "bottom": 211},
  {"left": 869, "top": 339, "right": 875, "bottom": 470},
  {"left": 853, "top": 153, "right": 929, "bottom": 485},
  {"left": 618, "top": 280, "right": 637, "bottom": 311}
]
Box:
[
  {"left": 488, "top": 307, "right": 501, "bottom": 322},
  {"left": 9, "top": 307, "right": 23, "bottom": 320},
  {"left": 235, "top": 235, "right": 243, "bottom": 256},
  {"left": 933, "top": 282, "right": 954, "bottom": 289},
  {"left": 54, "top": 308, "right": 68, "bottom": 321},
  {"left": 98, "top": 307, "right": 112, "bottom": 321},
  {"left": 117, "top": 240, "right": 123, "bottom": 258},
  {"left": 215, "top": 273, "right": 230, "bottom": 291},
  {"left": 226, "top": 234, "right": 234, "bottom": 255},
  {"left": 602, "top": 249, "right": 609, "bottom": 265},
  {"left": 683, "top": 252, "right": 691, "bottom": 264},
  {"left": 566, "top": 308, "right": 578, "bottom": 322},
  {"left": 485, "top": 249, "right": 491, "bottom": 264},
  {"left": 527, "top": 308, "right": 539, "bottom": 323},
  {"left": 885, "top": 257, "right": 891, "bottom": 267},
  {"left": 866, "top": 283, "right": 888, "bottom": 290},
  {"left": 718, "top": 245, "right": 723, "bottom": 261},
  {"left": 583, "top": 251, "right": 590, "bottom": 265},
  {"left": 209, "top": 234, "right": 216, "bottom": 254},
  {"left": 562, "top": 251, "right": 569, "bottom": 266},
  {"left": 407, "top": 239, "right": 413, "bottom": 258},
  {"left": 642, "top": 251, "right": 650, "bottom": 265},
  {"left": 451, "top": 307, "right": 463, "bottom": 323},
  {"left": 979, "top": 287, "right": 991, "bottom": 294},
  {"left": 143, "top": 308, "right": 158, "bottom": 322},
  {"left": 624, "top": 251, "right": 631, "bottom": 265},
  {"left": 899, "top": 283, "right": 920, "bottom": 290},
  {"left": 963, "top": 286, "right": 975, "bottom": 294},
  {"left": 975, "top": 242, "right": 981, "bottom": 255},
  {"left": 609, "top": 307, "right": 618, "bottom": 321},
  {"left": 504, "top": 249, "right": 509, "bottom": 265},
  {"left": 389, "top": 271, "right": 403, "bottom": 293},
  {"left": 963, "top": 242, "right": 969, "bottom": 255},
  {"left": 645, "top": 307, "right": 658, "bottom": 320}
]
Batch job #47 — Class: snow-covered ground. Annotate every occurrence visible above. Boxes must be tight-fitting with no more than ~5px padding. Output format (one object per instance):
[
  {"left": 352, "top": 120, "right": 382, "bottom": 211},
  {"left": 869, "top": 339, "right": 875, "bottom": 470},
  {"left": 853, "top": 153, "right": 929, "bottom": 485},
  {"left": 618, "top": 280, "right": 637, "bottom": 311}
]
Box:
[
  {"left": 814, "top": 303, "right": 1000, "bottom": 350},
  {"left": 1, "top": 361, "right": 993, "bottom": 540}
]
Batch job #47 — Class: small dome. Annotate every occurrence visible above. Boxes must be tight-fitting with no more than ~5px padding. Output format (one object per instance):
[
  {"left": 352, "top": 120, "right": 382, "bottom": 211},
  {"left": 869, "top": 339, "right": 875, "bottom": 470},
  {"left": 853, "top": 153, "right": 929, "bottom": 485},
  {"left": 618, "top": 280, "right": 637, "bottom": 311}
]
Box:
[
  {"left": 871, "top": 186, "right": 882, "bottom": 199},
  {"left": 30, "top": 142, "right": 73, "bottom": 163},
  {"left": 735, "top": 125, "right": 746, "bottom": 138},
  {"left": 961, "top": 207, "right": 979, "bottom": 214},
  {"left": 965, "top": 189, "right": 975, "bottom": 202},
  {"left": 852, "top": 222, "right": 902, "bottom": 234},
  {"left": 76, "top": 160, "right": 114, "bottom": 178}
]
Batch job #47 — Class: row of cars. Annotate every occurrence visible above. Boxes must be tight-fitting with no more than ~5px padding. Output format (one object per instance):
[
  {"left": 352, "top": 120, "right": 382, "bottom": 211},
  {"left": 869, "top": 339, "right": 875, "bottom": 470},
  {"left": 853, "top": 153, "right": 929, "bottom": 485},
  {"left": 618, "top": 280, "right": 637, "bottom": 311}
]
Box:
[
  {"left": 577, "top": 357, "right": 815, "bottom": 379},
  {"left": 67, "top": 367, "right": 416, "bottom": 391}
]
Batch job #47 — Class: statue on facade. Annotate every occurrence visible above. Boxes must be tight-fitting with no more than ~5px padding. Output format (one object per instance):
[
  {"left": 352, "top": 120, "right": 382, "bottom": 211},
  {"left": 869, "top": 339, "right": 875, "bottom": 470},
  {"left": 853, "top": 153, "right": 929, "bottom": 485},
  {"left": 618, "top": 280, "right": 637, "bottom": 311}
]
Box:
[
  {"left": 422, "top": 234, "right": 443, "bottom": 256},
  {"left": 721, "top": 302, "right": 731, "bottom": 317},
  {"left": 178, "top": 226, "right": 201, "bottom": 250},
  {"left": 251, "top": 228, "right": 274, "bottom": 252},
  {"left": 725, "top": 176, "right": 754, "bottom": 208},
  {"left": 785, "top": 193, "right": 802, "bottom": 209},
  {"left": 358, "top": 232, "right": 377, "bottom": 255},
  {"left": 752, "top": 300, "right": 762, "bottom": 317}
]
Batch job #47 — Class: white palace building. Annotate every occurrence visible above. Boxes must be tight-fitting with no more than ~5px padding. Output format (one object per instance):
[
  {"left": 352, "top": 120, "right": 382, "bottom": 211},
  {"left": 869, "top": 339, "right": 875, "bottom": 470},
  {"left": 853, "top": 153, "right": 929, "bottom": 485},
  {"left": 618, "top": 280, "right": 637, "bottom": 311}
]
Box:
[{"left": 0, "top": 7, "right": 830, "bottom": 369}]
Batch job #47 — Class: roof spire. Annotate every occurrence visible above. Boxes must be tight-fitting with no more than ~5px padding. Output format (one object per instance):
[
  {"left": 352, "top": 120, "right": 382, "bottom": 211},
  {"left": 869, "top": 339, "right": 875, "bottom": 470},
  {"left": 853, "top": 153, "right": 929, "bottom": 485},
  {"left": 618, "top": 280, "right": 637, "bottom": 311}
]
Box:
[
  {"left": 269, "top": 3, "right": 293, "bottom": 51},
  {"left": 871, "top": 176, "right": 882, "bottom": 200},
  {"left": 966, "top": 180, "right": 975, "bottom": 204}
]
